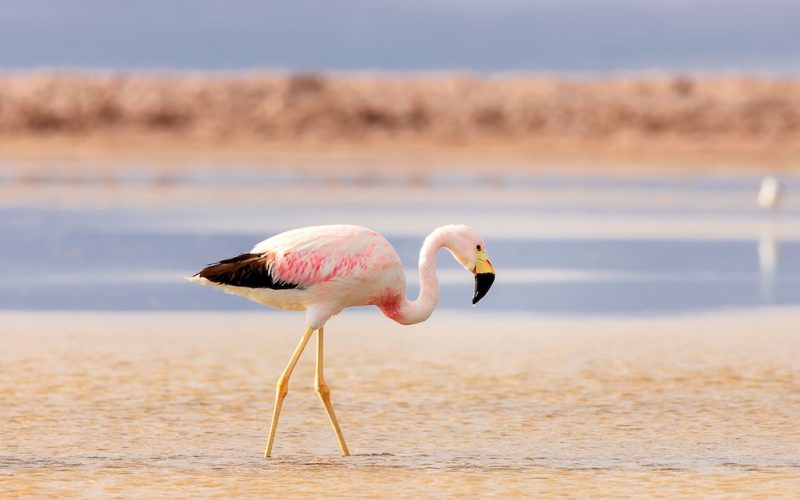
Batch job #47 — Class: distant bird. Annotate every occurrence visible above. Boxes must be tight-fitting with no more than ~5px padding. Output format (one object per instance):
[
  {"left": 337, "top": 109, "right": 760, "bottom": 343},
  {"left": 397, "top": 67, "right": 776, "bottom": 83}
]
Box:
[
  {"left": 758, "top": 176, "right": 784, "bottom": 209},
  {"left": 190, "top": 224, "right": 496, "bottom": 457}
]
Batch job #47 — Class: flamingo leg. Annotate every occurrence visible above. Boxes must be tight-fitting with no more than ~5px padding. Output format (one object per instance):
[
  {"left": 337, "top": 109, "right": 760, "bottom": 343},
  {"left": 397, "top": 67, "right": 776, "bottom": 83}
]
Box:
[
  {"left": 315, "top": 327, "right": 350, "bottom": 456},
  {"left": 264, "top": 325, "right": 315, "bottom": 458}
]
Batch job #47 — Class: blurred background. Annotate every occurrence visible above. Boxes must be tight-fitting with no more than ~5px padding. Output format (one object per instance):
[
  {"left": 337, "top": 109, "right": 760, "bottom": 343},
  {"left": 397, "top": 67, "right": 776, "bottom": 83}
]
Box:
[{"left": 1, "top": 0, "right": 799, "bottom": 315}]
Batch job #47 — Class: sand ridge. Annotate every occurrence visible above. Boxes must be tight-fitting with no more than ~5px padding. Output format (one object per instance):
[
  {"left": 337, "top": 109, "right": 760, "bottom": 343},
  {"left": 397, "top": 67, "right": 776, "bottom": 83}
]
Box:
[{"left": 1, "top": 73, "right": 800, "bottom": 171}]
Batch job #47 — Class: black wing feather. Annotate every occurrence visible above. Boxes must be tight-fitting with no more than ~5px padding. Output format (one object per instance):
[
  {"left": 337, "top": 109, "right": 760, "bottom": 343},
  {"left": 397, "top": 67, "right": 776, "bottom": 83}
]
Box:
[{"left": 194, "top": 253, "right": 301, "bottom": 289}]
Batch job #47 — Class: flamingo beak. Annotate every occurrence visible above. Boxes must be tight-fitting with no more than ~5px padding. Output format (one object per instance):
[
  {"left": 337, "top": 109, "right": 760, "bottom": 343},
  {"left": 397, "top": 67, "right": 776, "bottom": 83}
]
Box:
[{"left": 472, "top": 250, "right": 495, "bottom": 304}]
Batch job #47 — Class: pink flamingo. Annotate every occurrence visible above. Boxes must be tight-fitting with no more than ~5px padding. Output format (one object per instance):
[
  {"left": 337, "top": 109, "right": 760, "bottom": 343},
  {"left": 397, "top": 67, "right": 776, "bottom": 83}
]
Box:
[{"left": 190, "top": 224, "right": 496, "bottom": 457}]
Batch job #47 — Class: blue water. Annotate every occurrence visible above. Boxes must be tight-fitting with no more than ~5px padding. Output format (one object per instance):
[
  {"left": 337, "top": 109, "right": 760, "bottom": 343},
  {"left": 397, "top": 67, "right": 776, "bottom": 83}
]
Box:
[{"left": 2, "top": 203, "right": 798, "bottom": 315}]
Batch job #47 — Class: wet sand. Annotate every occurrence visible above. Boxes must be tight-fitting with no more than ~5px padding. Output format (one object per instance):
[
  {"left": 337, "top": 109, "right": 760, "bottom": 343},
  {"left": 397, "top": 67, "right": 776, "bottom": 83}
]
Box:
[{"left": 2, "top": 310, "right": 799, "bottom": 496}]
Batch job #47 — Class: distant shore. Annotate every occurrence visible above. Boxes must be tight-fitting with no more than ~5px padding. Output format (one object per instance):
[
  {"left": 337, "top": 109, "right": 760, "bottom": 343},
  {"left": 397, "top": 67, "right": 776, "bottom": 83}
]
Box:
[{"left": 1, "top": 73, "right": 799, "bottom": 173}]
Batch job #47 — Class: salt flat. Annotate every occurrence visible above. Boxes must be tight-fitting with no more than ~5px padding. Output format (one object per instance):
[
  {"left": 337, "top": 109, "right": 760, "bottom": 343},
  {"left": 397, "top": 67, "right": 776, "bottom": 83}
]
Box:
[{"left": 2, "top": 310, "right": 799, "bottom": 497}]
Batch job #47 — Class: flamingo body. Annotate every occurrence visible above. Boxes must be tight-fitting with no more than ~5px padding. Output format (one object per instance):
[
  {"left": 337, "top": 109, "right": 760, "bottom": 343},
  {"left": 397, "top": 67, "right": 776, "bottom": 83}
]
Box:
[{"left": 191, "top": 225, "right": 407, "bottom": 327}]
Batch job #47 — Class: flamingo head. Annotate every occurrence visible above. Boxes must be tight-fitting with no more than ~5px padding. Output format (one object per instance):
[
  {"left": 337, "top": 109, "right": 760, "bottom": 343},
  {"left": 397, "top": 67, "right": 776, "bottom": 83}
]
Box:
[{"left": 442, "top": 225, "right": 496, "bottom": 305}]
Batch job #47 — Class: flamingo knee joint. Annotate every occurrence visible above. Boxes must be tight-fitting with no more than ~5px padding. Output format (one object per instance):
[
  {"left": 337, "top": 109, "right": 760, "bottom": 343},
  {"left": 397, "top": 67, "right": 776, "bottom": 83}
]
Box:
[
  {"left": 276, "top": 379, "right": 289, "bottom": 399},
  {"left": 315, "top": 382, "right": 330, "bottom": 398}
]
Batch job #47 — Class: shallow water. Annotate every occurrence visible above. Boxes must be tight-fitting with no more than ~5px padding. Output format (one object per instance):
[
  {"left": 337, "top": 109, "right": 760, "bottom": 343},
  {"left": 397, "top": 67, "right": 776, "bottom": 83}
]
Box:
[
  {"left": 1, "top": 168, "right": 800, "bottom": 315},
  {"left": 2, "top": 312, "right": 800, "bottom": 496}
]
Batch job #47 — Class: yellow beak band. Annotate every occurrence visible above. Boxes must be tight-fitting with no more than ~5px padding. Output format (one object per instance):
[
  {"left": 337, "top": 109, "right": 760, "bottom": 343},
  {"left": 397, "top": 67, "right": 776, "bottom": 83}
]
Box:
[{"left": 475, "top": 250, "right": 495, "bottom": 275}]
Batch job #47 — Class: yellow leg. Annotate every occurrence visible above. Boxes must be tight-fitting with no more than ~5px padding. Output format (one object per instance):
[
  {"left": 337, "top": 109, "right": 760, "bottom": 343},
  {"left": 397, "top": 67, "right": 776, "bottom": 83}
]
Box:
[
  {"left": 315, "top": 327, "right": 350, "bottom": 456},
  {"left": 264, "top": 326, "right": 314, "bottom": 458}
]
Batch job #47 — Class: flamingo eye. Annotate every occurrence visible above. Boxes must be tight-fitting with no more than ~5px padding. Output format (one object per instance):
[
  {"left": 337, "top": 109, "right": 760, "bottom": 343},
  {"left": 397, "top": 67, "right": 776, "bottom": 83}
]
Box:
[{"left": 476, "top": 244, "right": 482, "bottom": 251}]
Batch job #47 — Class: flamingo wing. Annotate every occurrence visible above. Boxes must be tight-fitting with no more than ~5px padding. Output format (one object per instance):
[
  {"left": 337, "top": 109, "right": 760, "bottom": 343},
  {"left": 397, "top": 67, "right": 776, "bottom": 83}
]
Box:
[
  {"left": 194, "top": 253, "right": 301, "bottom": 289},
  {"left": 196, "top": 225, "right": 384, "bottom": 290}
]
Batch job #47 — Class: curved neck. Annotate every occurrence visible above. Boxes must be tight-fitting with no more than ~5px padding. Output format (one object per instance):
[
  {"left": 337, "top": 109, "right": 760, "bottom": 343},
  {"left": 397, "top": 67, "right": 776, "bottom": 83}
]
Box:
[{"left": 398, "top": 229, "right": 448, "bottom": 325}]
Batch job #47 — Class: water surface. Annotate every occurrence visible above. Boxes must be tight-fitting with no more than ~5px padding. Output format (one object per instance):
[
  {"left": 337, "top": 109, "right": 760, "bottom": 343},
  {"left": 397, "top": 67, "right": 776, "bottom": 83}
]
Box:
[{"left": 1, "top": 169, "right": 799, "bottom": 315}]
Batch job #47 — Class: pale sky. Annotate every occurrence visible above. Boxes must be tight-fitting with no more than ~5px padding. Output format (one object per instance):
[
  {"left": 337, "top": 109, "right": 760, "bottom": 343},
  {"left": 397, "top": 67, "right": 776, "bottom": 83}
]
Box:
[{"left": 0, "top": 0, "right": 798, "bottom": 73}]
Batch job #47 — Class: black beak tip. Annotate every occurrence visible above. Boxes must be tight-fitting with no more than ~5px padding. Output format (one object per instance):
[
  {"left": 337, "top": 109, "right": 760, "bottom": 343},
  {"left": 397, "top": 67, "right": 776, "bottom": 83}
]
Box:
[{"left": 472, "top": 272, "right": 496, "bottom": 305}]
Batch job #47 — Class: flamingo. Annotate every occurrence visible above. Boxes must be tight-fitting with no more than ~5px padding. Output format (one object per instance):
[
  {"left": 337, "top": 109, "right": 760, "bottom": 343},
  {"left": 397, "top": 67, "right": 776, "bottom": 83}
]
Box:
[
  {"left": 190, "top": 224, "right": 496, "bottom": 457},
  {"left": 758, "top": 176, "right": 784, "bottom": 210}
]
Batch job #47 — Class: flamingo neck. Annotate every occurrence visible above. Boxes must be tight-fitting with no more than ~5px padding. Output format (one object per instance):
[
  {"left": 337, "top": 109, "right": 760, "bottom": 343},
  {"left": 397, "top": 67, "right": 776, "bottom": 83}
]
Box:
[{"left": 398, "top": 228, "right": 448, "bottom": 325}]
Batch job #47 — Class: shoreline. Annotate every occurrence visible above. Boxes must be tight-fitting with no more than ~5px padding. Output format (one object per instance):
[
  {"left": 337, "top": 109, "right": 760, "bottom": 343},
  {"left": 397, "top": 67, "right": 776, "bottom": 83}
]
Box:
[
  {"left": 1, "top": 134, "right": 798, "bottom": 175},
  {"left": 3, "top": 306, "right": 800, "bottom": 334}
]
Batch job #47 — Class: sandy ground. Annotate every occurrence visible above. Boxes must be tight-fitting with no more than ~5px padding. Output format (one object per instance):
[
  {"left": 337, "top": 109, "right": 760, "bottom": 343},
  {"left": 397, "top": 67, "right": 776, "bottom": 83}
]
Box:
[
  {"left": 1, "top": 132, "right": 799, "bottom": 178},
  {"left": 2, "top": 310, "right": 799, "bottom": 497}
]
